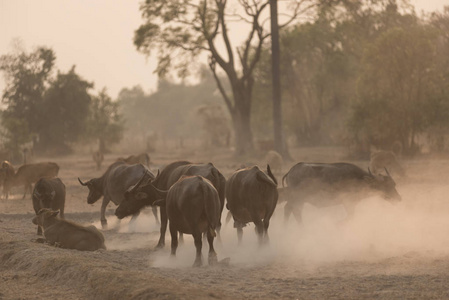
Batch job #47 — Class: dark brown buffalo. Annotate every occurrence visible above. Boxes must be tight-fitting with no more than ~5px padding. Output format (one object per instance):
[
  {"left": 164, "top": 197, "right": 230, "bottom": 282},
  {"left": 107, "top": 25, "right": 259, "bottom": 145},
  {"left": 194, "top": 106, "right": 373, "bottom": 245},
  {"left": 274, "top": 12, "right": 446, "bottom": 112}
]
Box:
[
  {"left": 79, "top": 161, "right": 154, "bottom": 228},
  {"left": 92, "top": 151, "right": 104, "bottom": 170},
  {"left": 32, "top": 178, "right": 66, "bottom": 235},
  {"left": 281, "top": 162, "right": 402, "bottom": 223},
  {"left": 226, "top": 165, "right": 278, "bottom": 245},
  {"left": 32, "top": 208, "right": 106, "bottom": 251},
  {"left": 156, "top": 175, "right": 220, "bottom": 267},
  {"left": 117, "top": 153, "right": 150, "bottom": 167},
  {"left": 4, "top": 162, "right": 59, "bottom": 199},
  {"left": 115, "top": 161, "right": 226, "bottom": 249},
  {"left": 0, "top": 160, "right": 15, "bottom": 199}
]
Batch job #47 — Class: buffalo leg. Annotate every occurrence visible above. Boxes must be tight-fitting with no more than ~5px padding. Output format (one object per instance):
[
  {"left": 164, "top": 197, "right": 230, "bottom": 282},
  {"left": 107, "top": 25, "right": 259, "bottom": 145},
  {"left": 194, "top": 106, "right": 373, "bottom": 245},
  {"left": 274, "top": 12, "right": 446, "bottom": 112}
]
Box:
[
  {"left": 207, "top": 229, "right": 217, "bottom": 265},
  {"left": 22, "top": 184, "right": 32, "bottom": 199},
  {"left": 179, "top": 232, "right": 184, "bottom": 244},
  {"left": 253, "top": 218, "right": 265, "bottom": 246},
  {"left": 234, "top": 221, "right": 244, "bottom": 245},
  {"left": 100, "top": 198, "right": 110, "bottom": 229},
  {"left": 152, "top": 206, "right": 160, "bottom": 225},
  {"left": 192, "top": 229, "right": 203, "bottom": 267},
  {"left": 169, "top": 223, "right": 178, "bottom": 257},
  {"left": 37, "top": 225, "right": 42, "bottom": 235},
  {"left": 156, "top": 205, "right": 168, "bottom": 249}
]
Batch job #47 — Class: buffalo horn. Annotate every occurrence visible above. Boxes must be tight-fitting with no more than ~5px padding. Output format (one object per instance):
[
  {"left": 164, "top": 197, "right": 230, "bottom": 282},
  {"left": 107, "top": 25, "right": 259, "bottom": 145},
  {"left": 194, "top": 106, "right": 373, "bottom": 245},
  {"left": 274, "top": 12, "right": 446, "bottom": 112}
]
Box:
[
  {"left": 129, "top": 171, "right": 149, "bottom": 194},
  {"left": 368, "top": 167, "right": 373, "bottom": 176},
  {"left": 78, "top": 177, "right": 88, "bottom": 186},
  {"left": 384, "top": 167, "right": 391, "bottom": 177}
]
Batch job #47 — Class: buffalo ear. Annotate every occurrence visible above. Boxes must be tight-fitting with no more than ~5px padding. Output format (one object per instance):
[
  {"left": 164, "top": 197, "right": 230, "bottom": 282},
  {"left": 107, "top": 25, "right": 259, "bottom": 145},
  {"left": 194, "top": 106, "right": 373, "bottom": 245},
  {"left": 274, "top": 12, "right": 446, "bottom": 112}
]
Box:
[{"left": 135, "top": 192, "right": 148, "bottom": 201}]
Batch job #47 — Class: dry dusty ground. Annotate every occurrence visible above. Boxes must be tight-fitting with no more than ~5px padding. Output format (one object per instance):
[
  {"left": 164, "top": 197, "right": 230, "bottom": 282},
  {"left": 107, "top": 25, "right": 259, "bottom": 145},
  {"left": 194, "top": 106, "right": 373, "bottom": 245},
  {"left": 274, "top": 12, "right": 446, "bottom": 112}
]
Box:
[{"left": 2, "top": 147, "right": 449, "bottom": 299}]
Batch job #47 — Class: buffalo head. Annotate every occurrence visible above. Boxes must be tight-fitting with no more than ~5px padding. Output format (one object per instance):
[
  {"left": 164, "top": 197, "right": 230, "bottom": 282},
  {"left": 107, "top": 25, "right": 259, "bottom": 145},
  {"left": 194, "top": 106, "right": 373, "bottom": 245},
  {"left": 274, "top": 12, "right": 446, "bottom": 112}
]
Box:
[
  {"left": 365, "top": 168, "right": 401, "bottom": 202},
  {"left": 78, "top": 177, "right": 103, "bottom": 204},
  {"left": 115, "top": 172, "right": 167, "bottom": 219}
]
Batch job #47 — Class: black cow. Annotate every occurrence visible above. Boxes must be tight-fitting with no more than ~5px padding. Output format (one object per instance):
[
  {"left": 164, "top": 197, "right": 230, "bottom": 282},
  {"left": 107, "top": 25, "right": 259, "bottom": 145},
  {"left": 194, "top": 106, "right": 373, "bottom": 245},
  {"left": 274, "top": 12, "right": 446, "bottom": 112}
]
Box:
[
  {"left": 32, "top": 208, "right": 106, "bottom": 251},
  {"left": 281, "top": 162, "right": 402, "bottom": 223},
  {"left": 78, "top": 161, "right": 154, "bottom": 228},
  {"left": 115, "top": 161, "right": 226, "bottom": 249},
  {"left": 32, "top": 177, "right": 66, "bottom": 235},
  {"left": 226, "top": 165, "right": 278, "bottom": 245},
  {"left": 155, "top": 175, "right": 221, "bottom": 267}
]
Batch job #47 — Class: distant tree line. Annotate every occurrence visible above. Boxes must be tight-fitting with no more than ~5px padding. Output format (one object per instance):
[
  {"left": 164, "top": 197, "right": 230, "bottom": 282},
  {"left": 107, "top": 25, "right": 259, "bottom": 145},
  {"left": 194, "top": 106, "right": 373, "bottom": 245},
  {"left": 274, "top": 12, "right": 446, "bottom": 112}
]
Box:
[
  {"left": 0, "top": 44, "right": 123, "bottom": 160},
  {"left": 252, "top": 1, "right": 449, "bottom": 157}
]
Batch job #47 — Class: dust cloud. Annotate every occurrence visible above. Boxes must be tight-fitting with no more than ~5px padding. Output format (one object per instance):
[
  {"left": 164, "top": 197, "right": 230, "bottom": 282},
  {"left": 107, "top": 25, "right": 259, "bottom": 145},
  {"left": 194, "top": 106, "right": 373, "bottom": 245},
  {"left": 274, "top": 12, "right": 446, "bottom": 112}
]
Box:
[{"left": 94, "top": 163, "right": 449, "bottom": 270}]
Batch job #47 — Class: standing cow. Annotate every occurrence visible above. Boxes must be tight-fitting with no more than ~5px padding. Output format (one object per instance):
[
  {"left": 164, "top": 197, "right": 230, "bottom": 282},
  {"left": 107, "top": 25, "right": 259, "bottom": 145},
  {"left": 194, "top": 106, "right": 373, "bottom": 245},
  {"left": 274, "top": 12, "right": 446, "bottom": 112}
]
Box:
[
  {"left": 281, "top": 162, "right": 402, "bottom": 223},
  {"left": 154, "top": 175, "right": 220, "bottom": 267},
  {"left": 32, "top": 208, "right": 106, "bottom": 251},
  {"left": 115, "top": 161, "right": 226, "bottom": 249},
  {"left": 32, "top": 177, "right": 66, "bottom": 235},
  {"left": 79, "top": 161, "right": 154, "bottom": 228},
  {"left": 4, "top": 162, "right": 59, "bottom": 199},
  {"left": 226, "top": 165, "right": 278, "bottom": 245}
]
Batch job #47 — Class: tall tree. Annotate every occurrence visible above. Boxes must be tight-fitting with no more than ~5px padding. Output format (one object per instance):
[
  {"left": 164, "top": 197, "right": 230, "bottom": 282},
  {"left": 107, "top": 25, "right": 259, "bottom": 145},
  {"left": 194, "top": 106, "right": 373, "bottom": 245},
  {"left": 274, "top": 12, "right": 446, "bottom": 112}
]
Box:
[
  {"left": 39, "top": 66, "right": 93, "bottom": 153},
  {"left": 133, "top": 0, "right": 306, "bottom": 155},
  {"left": 0, "top": 45, "right": 55, "bottom": 156}
]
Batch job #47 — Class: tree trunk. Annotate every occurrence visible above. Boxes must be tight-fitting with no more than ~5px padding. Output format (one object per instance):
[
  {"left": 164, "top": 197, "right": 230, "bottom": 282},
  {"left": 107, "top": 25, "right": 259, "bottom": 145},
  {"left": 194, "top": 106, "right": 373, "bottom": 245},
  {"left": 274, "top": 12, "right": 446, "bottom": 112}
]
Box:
[
  {"left": 230, "top": 90, "right": 254, "bottom": 156},
  {"left": 270, "top": 0, "right": 292, "bottom": 161}
]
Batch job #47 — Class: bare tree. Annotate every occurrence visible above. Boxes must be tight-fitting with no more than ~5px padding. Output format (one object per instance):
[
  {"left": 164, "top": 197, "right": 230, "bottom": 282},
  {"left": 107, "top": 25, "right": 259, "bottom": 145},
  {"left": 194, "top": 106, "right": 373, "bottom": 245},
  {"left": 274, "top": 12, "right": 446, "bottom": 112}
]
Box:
[{"left": 133, "top": 0, "right": 309, "bottom": 155}]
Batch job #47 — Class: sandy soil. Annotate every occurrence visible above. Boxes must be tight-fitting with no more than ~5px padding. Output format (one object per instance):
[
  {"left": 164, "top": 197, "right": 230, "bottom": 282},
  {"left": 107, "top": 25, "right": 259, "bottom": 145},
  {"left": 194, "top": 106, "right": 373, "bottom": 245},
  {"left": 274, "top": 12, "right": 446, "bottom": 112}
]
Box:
[{"left": 2, "top": 147, "right": 449, "bottom": 300}]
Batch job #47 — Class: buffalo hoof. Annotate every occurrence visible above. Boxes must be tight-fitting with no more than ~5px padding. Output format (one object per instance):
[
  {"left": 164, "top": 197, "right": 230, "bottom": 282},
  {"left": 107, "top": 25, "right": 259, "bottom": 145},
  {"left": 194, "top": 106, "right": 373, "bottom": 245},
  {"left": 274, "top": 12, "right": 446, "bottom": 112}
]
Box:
[
  {"left": 208, "top": 253, "right": 218, "bottom": 266},
  {"left": 34, "top": 238, "right": 46, "bottom": 244},
  {"left": 193, "top": 259, "right": 203, "bottom": 268},
  {"left": 155, "top": 243, "right": 165, "bottom": 250}
]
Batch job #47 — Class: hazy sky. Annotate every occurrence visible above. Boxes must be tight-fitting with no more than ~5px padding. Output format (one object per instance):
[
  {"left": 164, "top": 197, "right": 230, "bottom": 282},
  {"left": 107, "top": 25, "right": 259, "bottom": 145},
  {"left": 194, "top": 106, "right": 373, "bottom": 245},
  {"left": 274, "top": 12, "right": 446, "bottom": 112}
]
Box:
[{"left": 0, "top": 0, "right": 447, "bottom": 99}]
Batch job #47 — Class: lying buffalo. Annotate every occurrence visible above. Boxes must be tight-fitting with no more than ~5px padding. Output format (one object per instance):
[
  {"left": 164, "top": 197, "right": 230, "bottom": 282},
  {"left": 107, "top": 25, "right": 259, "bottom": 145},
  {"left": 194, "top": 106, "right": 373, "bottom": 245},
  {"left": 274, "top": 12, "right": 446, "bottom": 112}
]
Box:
[
  {"left": 115, "top": 161, "right": 226, "bottom": 249},
  {"left": 281, "top": 162, "right": 402, "bottom": 223},
  {"left": 79, "top": 161, "right": 154, "bottom": 228},
  {"left": 154, "top": 175, "right": 221, "bottom": 267},
  {"left": 32, "top": 177, "right": 66, "bottom": 235},
  {"left": 32, "top": 208, "right": 106, "bottom": 251},
  {"left": 226, "top": 165, "right": 278, "bottom": 245}
]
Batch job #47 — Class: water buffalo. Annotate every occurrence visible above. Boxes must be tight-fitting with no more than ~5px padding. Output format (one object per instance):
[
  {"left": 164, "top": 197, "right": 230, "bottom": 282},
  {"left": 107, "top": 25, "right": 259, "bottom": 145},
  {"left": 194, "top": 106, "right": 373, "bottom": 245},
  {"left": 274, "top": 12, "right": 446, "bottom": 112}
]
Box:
[
  {"left": 115, "top": 161, "right": 226, "bottom": 249},
  {"left": 78, "top": 161, "right": 154, "bottom": 228},
  {"left": 281, "top": 162, "right": 402, "bottom": 223},
  {"left": 226, "top": 165, "right": 278, "bottom": 245},
  {"left": 32, "top": 208, "right": 106, "bottom": 251},
  {"left": 370, "top": 150, "right": 405, "bottom": 177},
  {"left": 92, "top": 151, "right": 104, "bottom": 170},
  {"left": 4, "top": 162, "right": 59, "bottom": 199},
  {"left": 32, "top": 178, "right": 66, "bottom": 235},
  {"left": 0, "top": 160, "right": 15, "bottom": 199},
  {"left": 117, "top": 153, "right": 150, "bottom": 167},
  {"left": 155, "top": 175, "right": 221, "bottom": 267}
]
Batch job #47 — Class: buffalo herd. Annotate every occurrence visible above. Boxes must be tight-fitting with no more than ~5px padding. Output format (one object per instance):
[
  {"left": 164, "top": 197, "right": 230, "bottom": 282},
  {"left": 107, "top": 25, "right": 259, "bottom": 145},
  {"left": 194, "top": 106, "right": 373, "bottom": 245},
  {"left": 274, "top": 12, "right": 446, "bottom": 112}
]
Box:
[{"left": 1, "top": 152, "right": 403, "bottom": 265}]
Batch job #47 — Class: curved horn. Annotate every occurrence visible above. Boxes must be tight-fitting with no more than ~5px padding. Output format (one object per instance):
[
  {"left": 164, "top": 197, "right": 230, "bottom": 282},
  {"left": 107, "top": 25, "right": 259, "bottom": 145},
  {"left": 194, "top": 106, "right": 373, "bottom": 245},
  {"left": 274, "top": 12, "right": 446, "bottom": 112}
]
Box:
[
  {"left": 154, "top": 186, "right": 168, "bottom": 199},
  {"left": 384, "top": 167, "right": 391, "bottom": 177},
  {"left": 128, "top": 171, "right": 150, "bottom": 194},
  {"left": 368, "top": 167, "right": 373, "bottom": 176},
  {"left": 78, "top": 177, "right": 88, "bottom": 186}
]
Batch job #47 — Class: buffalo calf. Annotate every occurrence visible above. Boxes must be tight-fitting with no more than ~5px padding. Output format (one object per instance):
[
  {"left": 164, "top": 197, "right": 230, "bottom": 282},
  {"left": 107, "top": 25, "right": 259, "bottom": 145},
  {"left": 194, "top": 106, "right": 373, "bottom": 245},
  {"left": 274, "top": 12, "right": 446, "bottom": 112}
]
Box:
[{"left": 32, "top": 208, "right": 106, "bottom": 251}]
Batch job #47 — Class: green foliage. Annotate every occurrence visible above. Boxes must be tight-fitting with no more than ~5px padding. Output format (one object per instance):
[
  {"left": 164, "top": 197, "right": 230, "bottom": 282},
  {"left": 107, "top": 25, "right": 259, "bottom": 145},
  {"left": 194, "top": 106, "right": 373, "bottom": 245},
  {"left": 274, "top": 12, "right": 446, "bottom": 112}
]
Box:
[
  {"left": 39, "top": 66, "right": 93, "bottom": 153},
  {"left": 86, "top": 89, "right": 124, "bottom": 152},
  {"left": 0, "top": 46, "right": 56, "bottom": 151}
]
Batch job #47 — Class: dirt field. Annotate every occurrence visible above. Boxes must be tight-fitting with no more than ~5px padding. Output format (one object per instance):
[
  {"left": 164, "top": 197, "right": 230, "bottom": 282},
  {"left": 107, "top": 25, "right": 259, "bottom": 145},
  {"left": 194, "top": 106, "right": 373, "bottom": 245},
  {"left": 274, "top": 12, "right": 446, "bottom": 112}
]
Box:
[{"left": 2, "top": 147, "right": 449, "bottom": 300}]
